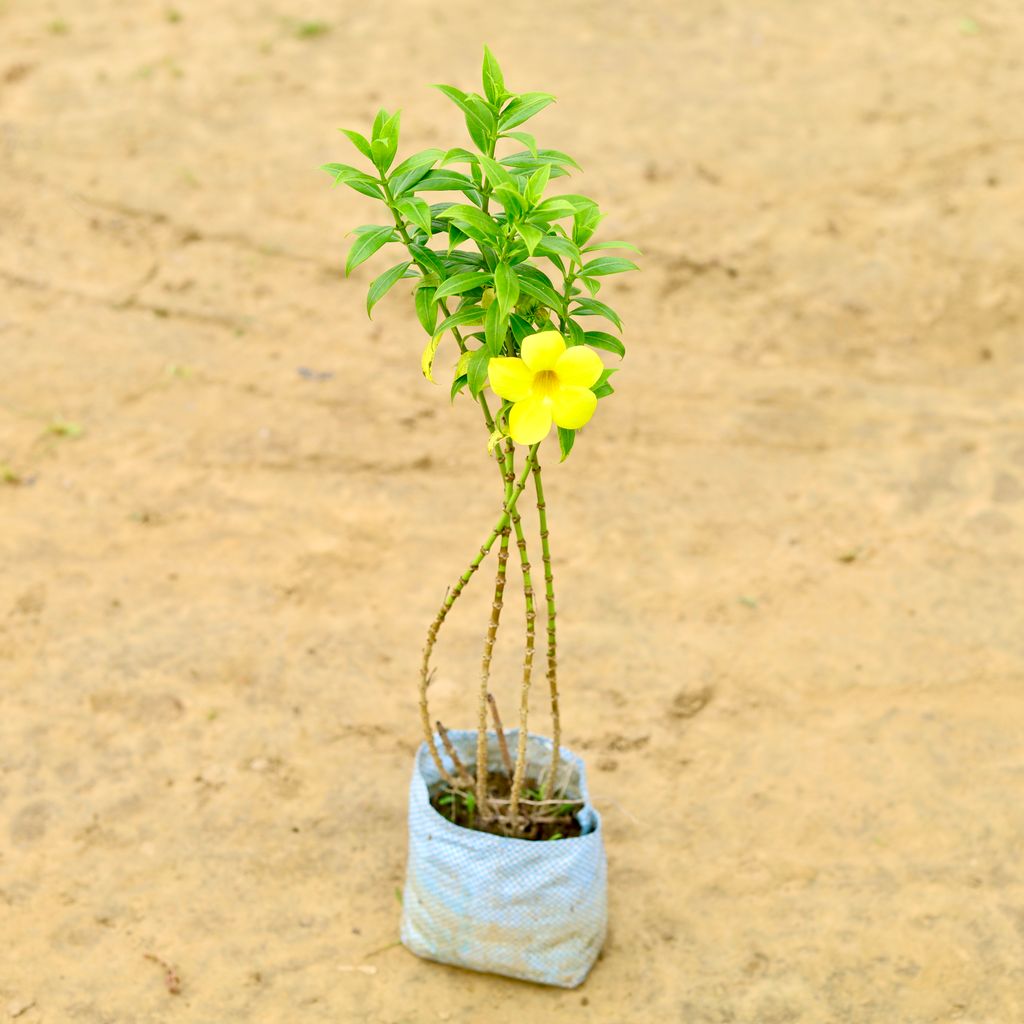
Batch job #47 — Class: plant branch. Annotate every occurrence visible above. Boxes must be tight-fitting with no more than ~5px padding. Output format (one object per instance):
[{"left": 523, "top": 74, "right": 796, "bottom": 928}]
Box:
[
  {"left": 436, "top": 720, "right": 473, "bottom": 786},
  {"left": 487, "top": 693, "right": 514, "bottom": 776},
  {"left": 475, "top": 443, "right": 514, "bottom": 809},
  {"left": 507, "top": 438, "right": 538, "bottom": 823},
  {"left": 532, "top": 455, "right": 562, "bottom": 798},
  {"left": 418, "top": 445, "right": 539, "bottom": 782}
]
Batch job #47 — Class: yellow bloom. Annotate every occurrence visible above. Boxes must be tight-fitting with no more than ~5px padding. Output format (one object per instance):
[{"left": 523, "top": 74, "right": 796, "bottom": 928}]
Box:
[{"left": 488, "top": 331, "right": 604, "bottom": 445}]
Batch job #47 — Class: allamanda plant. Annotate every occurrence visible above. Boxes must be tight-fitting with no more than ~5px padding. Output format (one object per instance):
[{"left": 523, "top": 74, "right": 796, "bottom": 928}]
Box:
[{"left": 324, "top": 46, "right": 638, "bottom": 835}]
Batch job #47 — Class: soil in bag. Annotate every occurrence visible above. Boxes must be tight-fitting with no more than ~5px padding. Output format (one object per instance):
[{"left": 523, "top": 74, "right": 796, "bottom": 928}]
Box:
[{"left": 429, "top": 771, "right": 584, "bottom": 841}]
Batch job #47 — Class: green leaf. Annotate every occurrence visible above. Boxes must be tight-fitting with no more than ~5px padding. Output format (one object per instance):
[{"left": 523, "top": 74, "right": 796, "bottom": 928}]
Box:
[
  {"left": 536, "top": 234, "right": 580, "bottom": 262},
  {"left": 591, "top": 368, "right": 617, "bottom": 399},
  {"left": 502, "top": 130, "right": 537, "bottom": 156},
  {"left": 557, "top": 426, "right": 575, "bottom": 462},
  {"left": 380, "top": 109, "right": 401, "bottom": 141},
  {"left": 415, "top": 284, "right": 438, "bottom": 334},
  {"left": 573, "top": 204, "right": 604, "bottom": 245},
  {"left": 515, "top": 266, "right": 565, "bottom": 311},
  {"left": 550, "top": 194, "right": 599, "bottom": 211},
  {"left": 494, "top": 262, "right": 519, "bottom": 321},
  {"left": 515, "top": 273, "right": 564, "bottom": 314},
  {"left": 482, "top": 45, "right": 506, "bottom": 105},
  {"left": 450, "top": 374, "right": 468, "bottom": 402},
  {"left": 498, "top": 91, "right": 555, "bottom": 131},
  {"left": 434, "top": 271, "right": 493, "bottom": 301},
  {"left": 409, "top": 244, "right": 447, "bottom": 280},
  {"left": 509, "top": 313, "right": 534, "bottom": 344},
  {"left": 445, "top": 248, "right": 487, "bottom": 270},
  {"left": 435, "top": 84, "right": 496, "bottom": 143},
  {"left": 391, "top": 167, "right": 431, "bottom": 198},
  {"left": 390, "top": 148, "right": 443, "bottom": 181},
  {"left": 345, "top": 225, "right": 395, "bottom": 275},
  {"left": 321, "top": 163, "right": 383, "bottom": 200},
  {"left": 339, "top": 128, "right": 373, "bottom": 161},
  {"left": 396, "top": 196, "right": 433, "bottom": 236},
  {"left": 447, "top": 224, "right": 469, "bottom": 253},
  {"left": 413, "top": 170, "right": 481, "bottom": 197},
  {"left": 538, "top": 148, "right": 582, "bottom": 171},
  {"left": 371, "top": 108, "right": 390, "bottom": 140},
  {"left": 584, "top": 330, "right": 625, "bottom": 357},
  {"left": 366, "top": 260, "right": 413, "bottom": 317},
  {"left": 484, "top": 300, "right": 507, "bottom": 355},
  {"left": 492, "top": 183, "right": 526, "bottom": 219},
  {"left": 436, "top": 204, "right": 500, "bottom": 244},
  {"left": 371, "top": 139, "right": 393, "bottom": 173},
  {"left": 517, "top": 222, "right": 543, "bottom": 256},
  {"left": 579, "top": 275, "right": 600, "bottom": 297},
  {"left": 581, "top": 256, "right": 640, "bottom": 277},
  {"left": 441, "top": 147, "right": 479, "bottom": 166},
  {"left": 565, "top": 317, "right": 585, "bottom": 347},
  {"left": 530, "top": 198, "right": 577, "bottom": 222},
  {"left": 436, "top": 305, "right": 486, "bottom": 336},
  {"left": 525, "top": 163, "right": 550, "bottom": 206},
  {"left": 501, "top": 147, "right": 580, "bottom": 174},
  {"left": 467, "top": 346, "right": 491, "bottom": 398},
  {"left": 370, "top": 111, "right": 400, "bottom": 173},
  {"left": 464, "top": 109, "right": 492, "bottom": 152},
  {"left": 583, "top": 240, "right": 642, "bottom": 254},
  {"left": 477, "top": 153, "right": 514, "bottom": 190},
  {"left": 571, "top": 296, "right": 622, "bottom": 329}
]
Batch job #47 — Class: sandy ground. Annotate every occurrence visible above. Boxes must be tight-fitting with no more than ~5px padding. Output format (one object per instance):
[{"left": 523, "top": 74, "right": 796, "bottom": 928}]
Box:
[{"left": 2, "top": 1, "right": 1024, "bottom": 1021}]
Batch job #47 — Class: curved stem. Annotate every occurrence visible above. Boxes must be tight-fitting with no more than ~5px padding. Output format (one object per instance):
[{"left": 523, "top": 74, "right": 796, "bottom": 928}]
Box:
[
  {"left": 418, "top": 446, "right": 538, "bottom": 782},
  {"left": 476, "top": 444, "right": 514, "bottom": 810},
  {"left": 532, "top": 456, "right": 561, "bottom": 797}
]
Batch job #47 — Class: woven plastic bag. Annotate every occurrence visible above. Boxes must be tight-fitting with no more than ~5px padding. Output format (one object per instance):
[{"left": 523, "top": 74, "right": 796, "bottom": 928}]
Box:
[{"left": 400, "top": 728, "right": 607, "bottom": 988}]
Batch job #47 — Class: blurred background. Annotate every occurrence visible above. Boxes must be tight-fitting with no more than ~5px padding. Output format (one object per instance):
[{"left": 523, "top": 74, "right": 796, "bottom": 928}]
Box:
[{"left": 2, "top": 1, "right": 1022, "bottom": 1020}]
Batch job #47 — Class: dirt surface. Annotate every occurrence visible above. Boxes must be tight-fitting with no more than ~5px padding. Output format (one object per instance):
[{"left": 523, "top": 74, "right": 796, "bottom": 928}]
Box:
[{"left": 2, "top": 1, "right": 1023, "bottom": 1021}]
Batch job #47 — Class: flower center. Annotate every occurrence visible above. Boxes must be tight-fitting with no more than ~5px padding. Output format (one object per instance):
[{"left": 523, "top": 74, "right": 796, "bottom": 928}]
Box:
[{"left": 532, "top": 369, "right": 560, "bottom": 398}]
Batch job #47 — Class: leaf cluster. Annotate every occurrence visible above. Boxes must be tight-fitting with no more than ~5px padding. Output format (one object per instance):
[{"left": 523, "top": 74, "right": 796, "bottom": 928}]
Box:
[{"left": 322, "top": 46, "right": 639, "bottom": 460}]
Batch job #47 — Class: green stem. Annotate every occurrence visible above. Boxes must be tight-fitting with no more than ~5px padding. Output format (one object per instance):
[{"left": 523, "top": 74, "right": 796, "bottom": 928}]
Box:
[
  {"left": 418, "top": 446, "right": 538, "bottom": 783},
  {"left": 481, "top": 403, "right": 544, "bottom": 824},
  {"left": 476, "top": 443, "right": 514, "bottom": 811},
  {"left": 507, "top": 460, "right": 538, "bottom": 824},
  {"left": 532, "top": 456, "right": 561, "bottom": 798},
  {"left": 557, "top": 263, "right": 575, "bottom": 332}
]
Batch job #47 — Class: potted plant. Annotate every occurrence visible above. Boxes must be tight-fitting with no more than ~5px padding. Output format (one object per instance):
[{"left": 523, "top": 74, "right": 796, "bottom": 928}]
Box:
[{"left": 323, "top": 47, "right": 638, "bottom": 988}]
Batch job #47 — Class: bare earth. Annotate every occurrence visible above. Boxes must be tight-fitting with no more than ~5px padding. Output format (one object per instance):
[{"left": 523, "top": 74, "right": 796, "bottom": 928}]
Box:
[{"left": 2, "top": 1, "right": 1023, "bottom": 1021}]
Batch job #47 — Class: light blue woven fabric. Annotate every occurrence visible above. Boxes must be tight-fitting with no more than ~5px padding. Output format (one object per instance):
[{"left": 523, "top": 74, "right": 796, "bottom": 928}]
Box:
[{"left": 400, "top": 729, "right": 607, "bottom": 988}]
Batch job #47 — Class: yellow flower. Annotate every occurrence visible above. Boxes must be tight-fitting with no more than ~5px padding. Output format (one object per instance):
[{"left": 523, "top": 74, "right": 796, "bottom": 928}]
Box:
[{"left": 487, "top": 331, "right": 604, "bottom": 445}]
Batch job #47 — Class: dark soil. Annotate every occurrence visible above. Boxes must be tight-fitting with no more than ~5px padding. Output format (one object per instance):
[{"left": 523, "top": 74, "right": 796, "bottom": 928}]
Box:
[{"left": 429, "top": 771, "right": 585, "bottom": 841}]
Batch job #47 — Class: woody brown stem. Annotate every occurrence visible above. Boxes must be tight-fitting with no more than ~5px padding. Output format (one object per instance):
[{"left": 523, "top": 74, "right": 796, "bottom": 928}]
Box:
[
  {"left": 487, "top": 693, "right": 514, "bottom": 776},
  {"left": 436, "top": 721, "right": 472, "bottom": 786}
]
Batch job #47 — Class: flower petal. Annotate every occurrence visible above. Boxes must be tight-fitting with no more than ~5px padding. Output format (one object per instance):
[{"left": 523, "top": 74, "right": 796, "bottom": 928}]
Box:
[
  {"left": 520, "top": 331, "right": 566, "bottom": 372},
  {"left": 555, "top": 346, "right": 604, "bottom": 388},
  {"left": 488, "top": 357, "right": 533, "bottom": 401},
  {"left": 550, "top": 385, "right": 597, "bottom": 430},
  {"left": 508, "top": 396, "right": 553, "bottom": 444}
]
